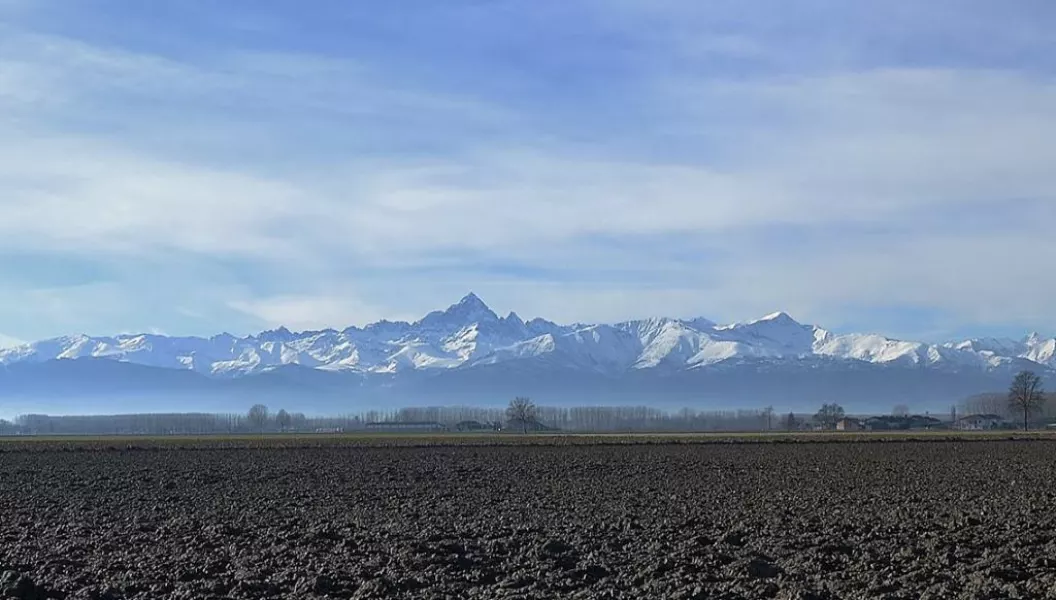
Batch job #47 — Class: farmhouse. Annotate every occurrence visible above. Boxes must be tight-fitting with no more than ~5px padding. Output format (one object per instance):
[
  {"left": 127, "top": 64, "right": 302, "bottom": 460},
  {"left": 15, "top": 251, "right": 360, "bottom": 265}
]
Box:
[
  {"left": 905, "top": 415, "right": 943, "bottom": 430},
  {"left": 365, "top": 421, "right": 447, "bottom": 433},
  {"left": 455, "top": 420, "right": 496, "bottom": 432},
  {"left": 953, "top": 414, "right": 1004, "bottom": 431},
  {"left": 863, "top": 415, "right": 943, "bottom": 431},
  {"left": 836, "top": 417, "right": 862, "bottom": 431}
]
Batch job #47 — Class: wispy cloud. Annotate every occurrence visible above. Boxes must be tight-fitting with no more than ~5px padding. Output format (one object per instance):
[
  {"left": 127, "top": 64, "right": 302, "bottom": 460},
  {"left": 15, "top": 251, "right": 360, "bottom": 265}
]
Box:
[
  {"left": 229, "top": 293, "right": 416, "bottom": 331},
  {"left": 0, "top": 333, "right": 24, "bottom": 349},
  {"left": 0, "top": 1, "right": 1054, "bottom": 342}
]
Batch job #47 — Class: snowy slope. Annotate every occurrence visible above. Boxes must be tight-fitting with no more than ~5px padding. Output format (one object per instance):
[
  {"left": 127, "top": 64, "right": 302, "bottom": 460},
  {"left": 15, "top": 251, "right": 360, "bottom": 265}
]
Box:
[{"left": 1, "top": 293, "right": 1054, "bottom": 377}]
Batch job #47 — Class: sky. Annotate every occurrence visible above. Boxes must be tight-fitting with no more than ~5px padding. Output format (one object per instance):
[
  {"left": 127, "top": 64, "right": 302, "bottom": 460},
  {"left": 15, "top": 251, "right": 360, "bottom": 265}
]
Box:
[{"left": 0, "top": 0, "right": 1054, "bottom": 345}]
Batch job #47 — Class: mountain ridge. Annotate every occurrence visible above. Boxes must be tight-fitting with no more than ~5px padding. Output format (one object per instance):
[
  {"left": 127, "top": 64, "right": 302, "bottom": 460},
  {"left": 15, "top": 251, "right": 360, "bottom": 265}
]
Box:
[
  {"left": 1, "top": 293, "right": 1052, "bottom": 415},
  {"left": 2, "top": 292, "right": 1053, "bottom": 377}
]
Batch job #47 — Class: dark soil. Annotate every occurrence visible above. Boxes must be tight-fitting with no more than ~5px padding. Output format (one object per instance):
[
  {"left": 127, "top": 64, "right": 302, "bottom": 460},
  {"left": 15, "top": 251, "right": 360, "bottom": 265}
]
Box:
[{"left": 3, "top": 441, "right": 1056, "bottom": 599}]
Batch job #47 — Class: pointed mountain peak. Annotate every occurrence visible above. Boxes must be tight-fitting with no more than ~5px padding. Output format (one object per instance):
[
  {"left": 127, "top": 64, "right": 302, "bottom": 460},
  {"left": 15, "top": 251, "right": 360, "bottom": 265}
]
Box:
[
  {"left": 753, "top": 311, "right": 800, "bottom": 325},
  {"left": 418, "top": 292, "right": 498, "bottom": 327},
  {"left": 447, "top": 292, "right": 495, "bottom": 318},
  {"left": 455, "top": 292, "right": 489, "bottom": 310},
  {"left": 504, "top": 311, "right": 524, "bottom": 325},
  {"left": 460, "top": 291, "right": 483, "bottom": 302},
  {"left": 1025, "top": 331, "right": 1043, "bottom": 344}
]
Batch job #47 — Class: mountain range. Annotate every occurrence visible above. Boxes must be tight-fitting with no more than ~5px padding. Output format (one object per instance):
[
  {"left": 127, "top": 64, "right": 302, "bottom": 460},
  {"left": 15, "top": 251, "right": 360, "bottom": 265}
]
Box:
[{"left": 1, "top": 293, "right": 1052, "bottom": 416}]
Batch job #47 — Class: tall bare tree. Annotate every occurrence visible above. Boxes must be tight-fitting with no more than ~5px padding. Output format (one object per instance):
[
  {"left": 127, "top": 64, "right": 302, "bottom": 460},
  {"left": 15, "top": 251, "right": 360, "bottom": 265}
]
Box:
[
  {"left": 813, "top": 403, "right": 845, "bottom": 430},
  {"left": 763, "top": 406, "right": 774, "bottom": 431},
  {"left": 962, "top": 392, "right": 1010, "bottom": 418},
  {"left": 506, "top": 397, "right": 537, "bottom": 434},
  {"left": 275, "top": 409, "right": 292, "bottom": 432},
  {"left": 1008, "top": 370, "right": 1045, "bottom": 431},
  {"left": 247, "top": 404, "right": 269, "bottom": 434}
]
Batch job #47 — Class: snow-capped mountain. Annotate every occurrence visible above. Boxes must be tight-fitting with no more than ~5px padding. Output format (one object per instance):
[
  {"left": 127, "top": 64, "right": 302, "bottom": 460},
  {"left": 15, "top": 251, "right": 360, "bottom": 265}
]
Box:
[
  {"left": 2, "top": 292, "right": 1053, "bottom": 376},
  {"left": 0, "top": 293, "right": 1052, "bottom": 414}
]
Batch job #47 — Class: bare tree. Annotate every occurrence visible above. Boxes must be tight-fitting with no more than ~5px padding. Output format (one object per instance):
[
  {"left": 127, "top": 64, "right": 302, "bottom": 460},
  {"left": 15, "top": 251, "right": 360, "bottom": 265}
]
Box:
[
  {"left": 813, "top": 403, "right": 845, "bottom": 430},
  {"left": 506, "top": 397, "right": 537, "bottom": 434},
  {"left": 1008, "top": 370, "right": 1045, "bottom": 431},
  {"left": 783, "top": 412, "right": 798, "bottom": 431},
  {"left": 892, "top": 404, "right": 910, "bottom": 417},
  {"left": 275, "top": 409, "right": 292, "bottom": 432},
  {"left": 763, "top": 406, "right": 774, "bottom": 431},
  {"left": 962, "top": 392, "right": 1010, "bottom": 419},
  {"left": 247, "top": 404, "right": 269, "bottom": 434},
  {"left": 290, "top": 412, "right": 308, "bottom": 431}
]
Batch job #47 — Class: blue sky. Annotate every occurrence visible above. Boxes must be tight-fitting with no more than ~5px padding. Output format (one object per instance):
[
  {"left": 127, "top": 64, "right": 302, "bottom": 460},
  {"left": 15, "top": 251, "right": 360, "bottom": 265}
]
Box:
[{"left": 0, "top": 0, "right": 1054, "bottom": 345}]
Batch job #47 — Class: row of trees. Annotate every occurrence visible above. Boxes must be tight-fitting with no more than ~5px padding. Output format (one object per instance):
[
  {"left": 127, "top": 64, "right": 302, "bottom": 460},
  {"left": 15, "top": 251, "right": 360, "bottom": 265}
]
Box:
[
  {"left": 10, "top": 410, "right": 355, "bottom": 436},
  {"left": 5, "top": 371, "right": 1047, "bottom": 435},
  {"left": 0, "top": 400, "right": 884, "bottom": 435},
  {"left": 503, "top": 373, "right": 1047, "bottom": 433},
  {"left": 802, "top": 372, "right": 1049, "bottom": 431},
  {"left": 8, "top": 404, "right": 800, "bottom": 435},
  {"left": 954, "top": 370, "right": 1049, "bottom": 430},
  {"left": 963, "top": 375, "right": 1052, "bottom": 418}
]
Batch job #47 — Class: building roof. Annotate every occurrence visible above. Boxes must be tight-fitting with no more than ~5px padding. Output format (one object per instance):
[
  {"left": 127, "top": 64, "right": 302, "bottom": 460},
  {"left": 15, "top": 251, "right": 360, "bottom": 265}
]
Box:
[
  {"left": 365, "top": 421, "right": 445, "bottom": 427},
  {"left": 957, "top": 414, "right": 1003, "bottom": 422}
]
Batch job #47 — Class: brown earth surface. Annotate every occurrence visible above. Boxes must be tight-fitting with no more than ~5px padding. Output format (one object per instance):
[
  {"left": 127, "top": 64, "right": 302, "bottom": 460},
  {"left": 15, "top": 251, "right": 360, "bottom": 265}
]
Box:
[{"left": 2, "top": 439, "right": 1056, "bottom": 599}]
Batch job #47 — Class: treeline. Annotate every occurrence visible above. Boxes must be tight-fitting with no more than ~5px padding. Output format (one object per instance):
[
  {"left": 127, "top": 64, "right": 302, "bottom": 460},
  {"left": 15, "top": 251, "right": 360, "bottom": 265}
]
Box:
[
  {"left": 960, "top": 392, "right": 1056, "bottom": 420},
  {"left": 392, "top": 405, "right": 776, "bottom": 432},
  {"left": 4, "top": 405, "right": 780, "bottom": 435},
  {"left": 9, "top": 412, "right": 359, "bottom": 436}
]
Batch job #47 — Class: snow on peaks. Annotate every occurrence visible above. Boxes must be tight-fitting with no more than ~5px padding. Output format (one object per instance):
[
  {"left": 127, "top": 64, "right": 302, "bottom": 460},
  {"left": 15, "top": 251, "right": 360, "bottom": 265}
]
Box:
[
  {"left": 419, "top": 292, "right": 498, "bottom": 328},
  {"left": 454, "top": 292, "right": 492, "bottom": 314},
  {"left": 1025, "top": 335, "right": 1056, "bottom": 365},
  {"left": 258, "top": 326, "right": 294, "bottom": 342},
  {"left": 3, "top": 295, "right": 1056, "bottom": 376},
  {"left": 716, "top": 311, "right": 802, "bottom": 331},
  {"left": 681, "top": 317, "right": 717, "bottom": 330},
  {"left": 944, "top": 334, "right": 1056, "bottom": 367},
  {"left": 714, "top": 311, "right": 815, "bottom": 353},
  {"left": 751, "top": 311, "right": 800, "bottom": 325}
]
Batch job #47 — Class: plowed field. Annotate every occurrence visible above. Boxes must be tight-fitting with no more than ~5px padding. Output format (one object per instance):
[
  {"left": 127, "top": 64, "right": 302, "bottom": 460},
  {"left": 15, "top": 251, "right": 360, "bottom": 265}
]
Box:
[{"left": 2, "top": 439, "right": 1055, "bottom": 599}]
